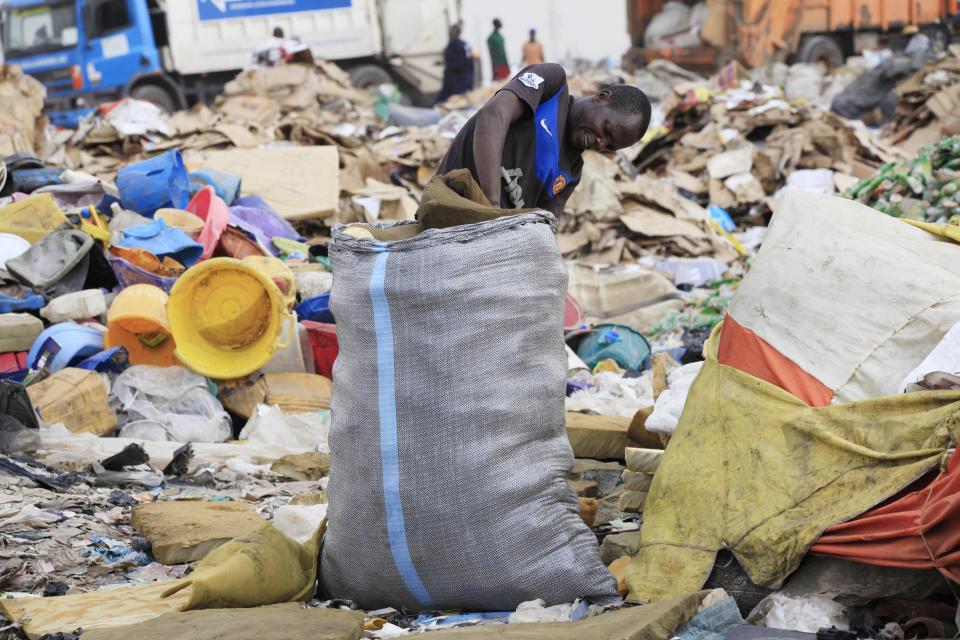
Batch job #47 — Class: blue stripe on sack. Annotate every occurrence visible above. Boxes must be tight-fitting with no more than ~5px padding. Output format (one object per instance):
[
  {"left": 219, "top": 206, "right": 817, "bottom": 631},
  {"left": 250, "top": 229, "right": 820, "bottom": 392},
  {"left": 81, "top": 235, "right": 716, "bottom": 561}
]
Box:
[{"left": 369, "top": 248, "right": 434, "bottom": 608}]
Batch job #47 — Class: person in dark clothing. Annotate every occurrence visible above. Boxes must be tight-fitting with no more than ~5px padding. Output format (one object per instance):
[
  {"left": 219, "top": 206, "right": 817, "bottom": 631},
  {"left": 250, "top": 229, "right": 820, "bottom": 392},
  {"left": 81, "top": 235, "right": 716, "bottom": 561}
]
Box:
[
  {"left": 437, "top": 63, "right": 650, "bottom": 215},
  {"left": 436, "top": 24, "right": 475, "bottom": 104},
  {"left": 488, "top": 18, "right": 509, "bottom": 80}
]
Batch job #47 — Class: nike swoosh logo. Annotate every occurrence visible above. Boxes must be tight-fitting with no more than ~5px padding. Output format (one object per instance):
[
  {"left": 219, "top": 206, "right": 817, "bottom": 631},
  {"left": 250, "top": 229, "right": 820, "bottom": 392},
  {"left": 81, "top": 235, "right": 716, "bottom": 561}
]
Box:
[{"left": 539, "top": 118, "right": 552, "bottom": 137}]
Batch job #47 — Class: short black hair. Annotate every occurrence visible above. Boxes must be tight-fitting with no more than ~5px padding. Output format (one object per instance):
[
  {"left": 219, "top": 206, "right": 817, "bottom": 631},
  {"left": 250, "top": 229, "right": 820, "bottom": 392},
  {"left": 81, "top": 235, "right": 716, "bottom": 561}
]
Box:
[
  {"left": 605, "top": 85, "right": 651, "bottom": 123},
  {"left": 493, "top": 18, "right": 502, "bottom": 29},
  {"left": 272, "top": 27, "right": 284, "bottom": 38}
]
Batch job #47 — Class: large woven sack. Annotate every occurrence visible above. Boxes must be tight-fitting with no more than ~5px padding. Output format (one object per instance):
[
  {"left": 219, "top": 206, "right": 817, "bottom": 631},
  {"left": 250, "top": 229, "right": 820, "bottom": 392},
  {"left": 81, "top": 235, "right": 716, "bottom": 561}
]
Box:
[{"left": 320, "top": 171, "right": 617, "bottom": 611}]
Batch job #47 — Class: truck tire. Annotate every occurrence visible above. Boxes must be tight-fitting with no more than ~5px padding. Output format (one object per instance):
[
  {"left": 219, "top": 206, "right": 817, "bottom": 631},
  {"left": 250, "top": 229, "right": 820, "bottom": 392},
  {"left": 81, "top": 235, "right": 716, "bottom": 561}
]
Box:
[
  {"left": 797, "top": 35, "right": 845, "bottom": 68},
  {"left": 129, "top": 83, "right": 178, "bottom": 113},
  {"left": 348, "top": 64, "right": 393, "bottom": 90}
]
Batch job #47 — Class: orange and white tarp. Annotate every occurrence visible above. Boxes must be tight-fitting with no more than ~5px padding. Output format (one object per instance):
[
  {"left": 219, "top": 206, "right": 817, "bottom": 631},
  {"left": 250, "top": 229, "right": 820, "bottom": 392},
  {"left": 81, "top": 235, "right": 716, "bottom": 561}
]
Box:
[{"left": 722, "top": 190, "right": 960, "bottom": 404}]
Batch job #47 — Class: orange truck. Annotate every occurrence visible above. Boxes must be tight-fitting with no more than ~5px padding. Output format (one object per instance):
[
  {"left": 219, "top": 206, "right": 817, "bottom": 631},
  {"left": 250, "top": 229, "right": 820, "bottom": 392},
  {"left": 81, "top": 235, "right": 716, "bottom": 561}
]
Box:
[{"left": 627, "top": 0, "right": 959, "bottom": 70}]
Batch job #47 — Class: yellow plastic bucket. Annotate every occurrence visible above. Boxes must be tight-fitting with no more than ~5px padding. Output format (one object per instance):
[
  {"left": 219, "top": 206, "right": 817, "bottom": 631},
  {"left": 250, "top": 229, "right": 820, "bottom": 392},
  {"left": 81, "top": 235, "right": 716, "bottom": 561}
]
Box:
[
  {"left": 167, "top": 257, "right": 292, "bottom": 379},
  {"left": 156, "top": 208, "right": 204, "bottom": 240},
  {"left": 104, "top": 284, "right": 178, "bottom": 366},
  {"left": 241, "top": 255, "right": 297, "bottom": 310}
]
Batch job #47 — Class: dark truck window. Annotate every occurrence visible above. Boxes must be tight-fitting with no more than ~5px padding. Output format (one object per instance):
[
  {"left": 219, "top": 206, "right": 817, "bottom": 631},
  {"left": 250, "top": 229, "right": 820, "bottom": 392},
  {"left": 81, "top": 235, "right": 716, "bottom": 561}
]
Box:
[
  {"left": 2, "top": 2, "right": 78, "bottom": 57},
  {"left": 147, "top": 0, "right": 168, "bottom": 48},
  {"left": 85, "top": 0, "right": 130, "bottom": 38}
]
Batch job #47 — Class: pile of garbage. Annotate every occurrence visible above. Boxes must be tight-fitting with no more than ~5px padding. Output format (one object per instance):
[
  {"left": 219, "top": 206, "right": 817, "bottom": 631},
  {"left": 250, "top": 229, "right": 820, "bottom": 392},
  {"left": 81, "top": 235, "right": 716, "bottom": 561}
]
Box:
[
  {"left": 52, "top": 62, "right": 376, "bottom": 175},
  {"left": 561, "top": 58, "right": 900, "bottom": 263},
  {"left": 847, "top": 136, "right": 960, "bottom": 220},
  {"left": 0, "top": 43, "right": 958, "bottom": 639},
  {"left": 0, "top": 65, "right": 47, "bottom": 160},
  {"left": 0, "top": 57, "right": 661, "bottom": 639},
  {"left": 549, "top": 58, "right": 906, "bottom": 354},
  {"left": 884, "top": 44, "right": 960, "bottom": 150},
  {"left": 622, "top": 185, "right": 960, "bottom": 637}
]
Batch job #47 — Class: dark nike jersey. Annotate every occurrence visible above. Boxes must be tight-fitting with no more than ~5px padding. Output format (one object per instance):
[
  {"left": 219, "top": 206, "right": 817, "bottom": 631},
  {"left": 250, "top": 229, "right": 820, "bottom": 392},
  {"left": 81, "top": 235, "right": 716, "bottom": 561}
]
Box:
[{"left": 438, "top": 63, "right": 584, "bottom": 210}]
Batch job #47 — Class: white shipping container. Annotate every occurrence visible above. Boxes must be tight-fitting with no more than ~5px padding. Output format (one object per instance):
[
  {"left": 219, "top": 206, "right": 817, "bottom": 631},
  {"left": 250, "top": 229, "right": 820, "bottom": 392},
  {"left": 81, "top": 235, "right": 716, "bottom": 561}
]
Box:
[{"left": 162, "top": 0, "right": 458, "bottom": 94}]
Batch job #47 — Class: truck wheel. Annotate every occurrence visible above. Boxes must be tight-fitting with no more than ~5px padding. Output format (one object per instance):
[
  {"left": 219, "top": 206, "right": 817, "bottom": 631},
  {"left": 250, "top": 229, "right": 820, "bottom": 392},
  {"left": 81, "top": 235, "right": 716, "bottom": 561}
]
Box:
[
  {"left": 348, "top": 64, "right": 393, "bottom": 90},
  {"left": 798, "top": 35, "right": 845, "bottom": 68},
  {"left": 129, "top": 83, "right": 178, "bottom": 113}
]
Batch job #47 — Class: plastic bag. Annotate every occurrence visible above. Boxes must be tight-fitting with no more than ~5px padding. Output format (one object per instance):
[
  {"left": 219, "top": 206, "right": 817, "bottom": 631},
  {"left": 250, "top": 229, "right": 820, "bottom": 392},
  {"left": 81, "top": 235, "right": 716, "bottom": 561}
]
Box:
[
  {"left": 507, "top": 599, "right": 593, "bottom": 624},
  {"left": 899, "top": 320, "right": 960, "bottom": 392},
  {"left": 646, "top": 362, "right": 703, "bottom": 435},
  {"left": 239, "top": 404, "right": 330, "bottom": 453},
  {"left": 0, "top": 415, "right": 41, "bottom": 454},
  {"left": 119, "top": 420, "right": 172, "bottom": 442},
  {"left": 271, "top": 503, "right": 328, "bottom": 544},
  {"left": 644, "top": 1, "right": 691, "bottom": 46},
  {"left": 109, "top": 365, "right": 231, "bottom": 443},
  {"left": 294, "top": 270, "right": 333, "bottom": 300},
  {"left": 762, "top": 594, "right": 847, "bottom": 633},
  {"left": 566, "top": 370, "right": 654, "bottom": 417}
]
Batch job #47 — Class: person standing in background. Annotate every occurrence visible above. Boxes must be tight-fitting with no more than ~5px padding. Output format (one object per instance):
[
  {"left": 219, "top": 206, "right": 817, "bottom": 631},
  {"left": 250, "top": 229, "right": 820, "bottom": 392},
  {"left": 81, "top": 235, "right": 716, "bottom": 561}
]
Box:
[
  {"left": 436, "top": 23, "right": 475, "bottom": 104},
  {"left": 487, "top": 19, "right": 510, "bottom": 80},
  {"left": 247, "top": 27, "right": 288, "bottom": 68},
  {"left": 522, "top": 28, "right": 544, "bottom": 65}
]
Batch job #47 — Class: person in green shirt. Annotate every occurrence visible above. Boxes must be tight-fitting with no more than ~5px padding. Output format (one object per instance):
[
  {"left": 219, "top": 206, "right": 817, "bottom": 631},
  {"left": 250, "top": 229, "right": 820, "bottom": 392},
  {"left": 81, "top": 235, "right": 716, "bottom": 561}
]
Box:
[{"left": 487, "top": 18, "right": 509, "bottom": 80}]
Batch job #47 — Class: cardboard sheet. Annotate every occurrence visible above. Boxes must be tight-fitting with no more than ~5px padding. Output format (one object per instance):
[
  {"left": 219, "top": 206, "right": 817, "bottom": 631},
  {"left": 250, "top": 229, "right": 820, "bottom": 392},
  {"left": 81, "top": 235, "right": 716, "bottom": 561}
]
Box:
[{"left": 202, "top": 146, "right": 339, "bottom": 221}]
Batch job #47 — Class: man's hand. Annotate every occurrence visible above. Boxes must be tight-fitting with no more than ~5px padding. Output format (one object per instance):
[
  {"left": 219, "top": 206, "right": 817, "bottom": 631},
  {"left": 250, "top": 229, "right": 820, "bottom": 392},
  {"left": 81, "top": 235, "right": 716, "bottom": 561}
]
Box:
[
  {"left": 544, "top": 185, "right": 573, "bottom": 217},
  {"left": 472, "top": 90, "right": 526, "bottom": 207}
]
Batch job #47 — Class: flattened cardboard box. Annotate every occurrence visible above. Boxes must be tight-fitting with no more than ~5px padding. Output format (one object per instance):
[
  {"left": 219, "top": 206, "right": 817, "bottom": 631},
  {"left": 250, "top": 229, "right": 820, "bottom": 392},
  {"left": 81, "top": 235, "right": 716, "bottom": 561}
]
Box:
[{"left": 202, "top": 146, "right": 339, "bottom": 221}]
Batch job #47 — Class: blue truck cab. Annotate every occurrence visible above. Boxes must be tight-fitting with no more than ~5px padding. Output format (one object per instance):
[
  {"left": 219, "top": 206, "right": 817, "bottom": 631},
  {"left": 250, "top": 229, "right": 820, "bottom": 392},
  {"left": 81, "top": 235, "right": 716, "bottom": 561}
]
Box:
[{"left": 1, "top": 0, "right": 170, "bottom": 127}]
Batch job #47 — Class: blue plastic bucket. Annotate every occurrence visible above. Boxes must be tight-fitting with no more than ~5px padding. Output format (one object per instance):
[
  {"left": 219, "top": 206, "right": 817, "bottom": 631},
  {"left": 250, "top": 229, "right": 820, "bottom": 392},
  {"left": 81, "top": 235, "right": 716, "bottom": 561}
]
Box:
[
  {"left": 295, "top": 293, "right": 334, "bottom": 324},
  {"left": 10, "top": 168, "right": 63, "bottom": 194},
  {"left": 575, "top": 323, "right": 652, "bottom": 371},
  {"left": 189, "top": 168, "right": 241, "bottom": 205},
  {"left": 117, "top": 150, "right": 190, "bottom": 215},
  {"left": 76, "top": 345, "right": 130, "bottom": 374},
  {"left": 27, "top": 322, "right": 106, "bottom": 374},
  {"left": 0, "top": 291, "right": 45, "bottom": 313}
]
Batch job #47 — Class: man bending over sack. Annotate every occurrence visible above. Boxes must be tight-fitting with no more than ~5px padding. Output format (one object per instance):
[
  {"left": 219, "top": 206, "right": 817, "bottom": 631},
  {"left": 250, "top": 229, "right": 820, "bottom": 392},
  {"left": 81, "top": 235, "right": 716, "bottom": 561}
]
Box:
[{"left": 438, "top": 62, "right": 651, "bottom": 215}]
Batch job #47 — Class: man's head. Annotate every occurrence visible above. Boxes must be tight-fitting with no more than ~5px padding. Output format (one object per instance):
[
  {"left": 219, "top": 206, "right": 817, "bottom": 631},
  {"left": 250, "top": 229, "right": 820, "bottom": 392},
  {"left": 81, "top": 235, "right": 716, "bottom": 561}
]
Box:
[
  {"left": 493, "top": 18, "right": 503, "bottom": 30},
  {"left": 272, "top": 27, "right": 284, "bottom": 38},
  {"left": 529, "top": 28, "right": 536, "bottom": 40},
  {"left": 449, "top": 24, "right": 462, "bottom": 41},
  {"left": 567, "top": 85, "right": 651, "bottom": 153}
]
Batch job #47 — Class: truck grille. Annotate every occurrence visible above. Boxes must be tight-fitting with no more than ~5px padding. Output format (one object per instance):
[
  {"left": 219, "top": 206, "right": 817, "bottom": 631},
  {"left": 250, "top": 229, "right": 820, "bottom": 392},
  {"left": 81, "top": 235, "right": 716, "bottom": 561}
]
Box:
[{"left": 29, "top": 66, "right": 73, "bottom": 88}]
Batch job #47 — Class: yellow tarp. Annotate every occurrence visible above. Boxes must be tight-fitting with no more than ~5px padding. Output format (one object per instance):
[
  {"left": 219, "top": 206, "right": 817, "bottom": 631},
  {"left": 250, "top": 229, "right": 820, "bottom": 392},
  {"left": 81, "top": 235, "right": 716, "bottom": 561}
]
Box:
[
  {"left": 904, "top": 217, "right": 960, "bottom": 244},
  {"left": 626, "top": 321, "right": 960, "bottom": 603}
]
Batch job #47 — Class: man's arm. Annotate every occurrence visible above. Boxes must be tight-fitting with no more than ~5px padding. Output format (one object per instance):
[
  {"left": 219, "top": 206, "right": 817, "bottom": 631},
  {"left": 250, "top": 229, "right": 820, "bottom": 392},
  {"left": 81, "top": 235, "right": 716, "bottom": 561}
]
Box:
[{"left": 472, "top": 91, "right": 526, "bottom": 207}]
